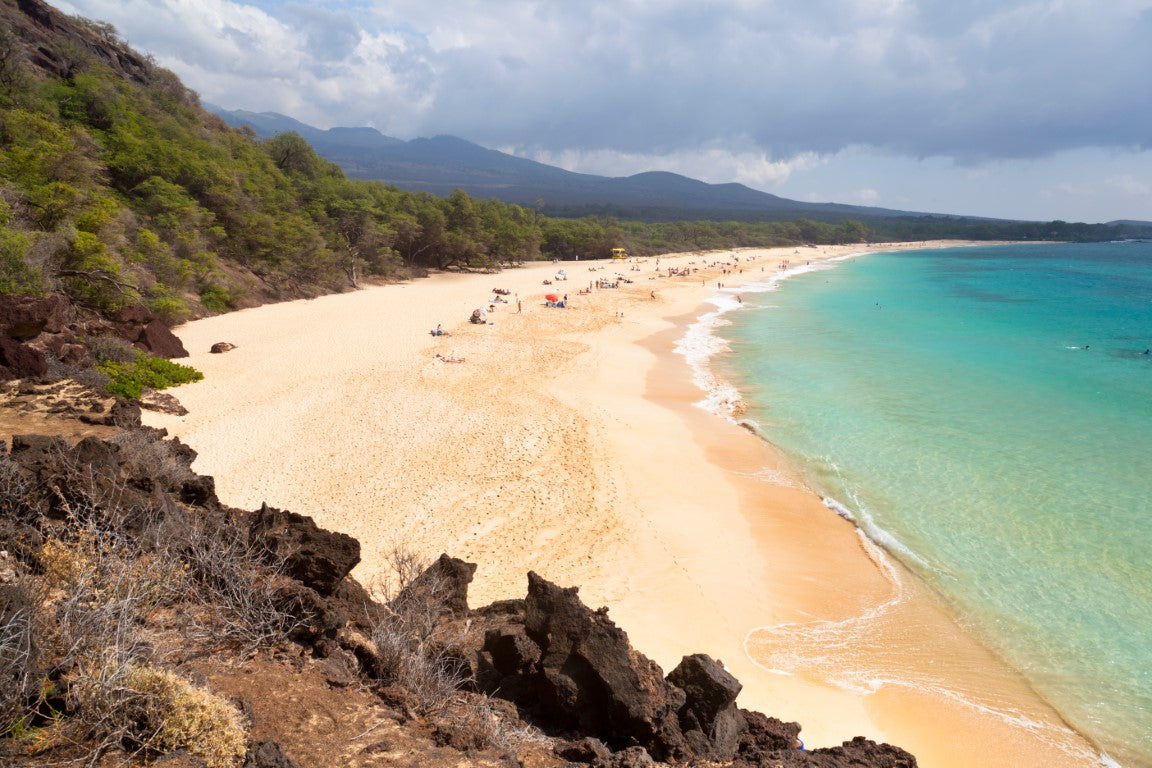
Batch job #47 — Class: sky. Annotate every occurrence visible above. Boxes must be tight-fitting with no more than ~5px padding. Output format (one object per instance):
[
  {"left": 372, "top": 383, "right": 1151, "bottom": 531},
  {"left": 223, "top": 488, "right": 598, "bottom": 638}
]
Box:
[{"left": 54, "top": 0, "right": 1152, "bottom": 224}]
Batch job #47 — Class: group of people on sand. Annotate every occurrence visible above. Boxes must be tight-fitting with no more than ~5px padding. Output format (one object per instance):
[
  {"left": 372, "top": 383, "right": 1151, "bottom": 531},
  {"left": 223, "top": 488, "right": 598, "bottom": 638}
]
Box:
[{"left": 426, "top": 252, "right": 782, "bottom": 359}]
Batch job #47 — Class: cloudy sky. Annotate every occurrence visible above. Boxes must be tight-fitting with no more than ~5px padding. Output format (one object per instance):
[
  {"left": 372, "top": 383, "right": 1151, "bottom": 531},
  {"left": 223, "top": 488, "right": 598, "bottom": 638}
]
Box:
[{"left": 55, "top": 0, "right": 1152, "bottom": 223}]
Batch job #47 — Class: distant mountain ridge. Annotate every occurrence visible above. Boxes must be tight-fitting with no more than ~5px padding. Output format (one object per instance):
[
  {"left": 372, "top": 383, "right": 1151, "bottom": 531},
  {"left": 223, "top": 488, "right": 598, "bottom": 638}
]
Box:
[{"left": 207, "top": 106, "right": 927, "bottom": 222}]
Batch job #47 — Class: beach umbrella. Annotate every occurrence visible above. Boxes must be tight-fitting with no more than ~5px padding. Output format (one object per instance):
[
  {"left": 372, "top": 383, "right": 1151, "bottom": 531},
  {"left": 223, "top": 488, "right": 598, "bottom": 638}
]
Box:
[{"left": 545, "top": 293, "right": 560, "bottom": 302}]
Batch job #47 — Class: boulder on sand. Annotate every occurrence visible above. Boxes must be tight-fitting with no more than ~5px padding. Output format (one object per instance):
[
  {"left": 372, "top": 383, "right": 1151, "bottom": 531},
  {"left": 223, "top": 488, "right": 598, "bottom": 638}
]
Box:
[{"left": 109, "top": 305, "right": 189, "bottom": 358}]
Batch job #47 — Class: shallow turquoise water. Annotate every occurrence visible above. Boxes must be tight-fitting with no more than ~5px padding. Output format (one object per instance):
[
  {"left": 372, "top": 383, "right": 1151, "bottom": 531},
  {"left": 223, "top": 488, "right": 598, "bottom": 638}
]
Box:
[{"left": 719, "top": 242, "right": 1152, "bottom": 767}]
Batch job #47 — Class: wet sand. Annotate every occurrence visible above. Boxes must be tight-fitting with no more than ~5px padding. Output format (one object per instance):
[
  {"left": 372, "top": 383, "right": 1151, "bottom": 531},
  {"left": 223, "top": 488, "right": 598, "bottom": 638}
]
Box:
[{"left": 143, "top": 243, "right": 1101, "bottom": 767}]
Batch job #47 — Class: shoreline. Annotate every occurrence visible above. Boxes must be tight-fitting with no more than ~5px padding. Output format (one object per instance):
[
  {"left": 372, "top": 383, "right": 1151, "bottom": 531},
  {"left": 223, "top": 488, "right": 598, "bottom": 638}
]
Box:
[{"left": 142, "top": 242, "right": 1101, "bottom": 767}]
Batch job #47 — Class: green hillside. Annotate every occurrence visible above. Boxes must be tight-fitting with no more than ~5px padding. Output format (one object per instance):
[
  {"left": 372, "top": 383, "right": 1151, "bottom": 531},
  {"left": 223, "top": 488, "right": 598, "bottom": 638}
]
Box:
[
  {"left": 0, "top": 0, "right": 548, "bottom": 321},
  {"left": 9, "top": 0, "right": 1125, "bottom": 331}
]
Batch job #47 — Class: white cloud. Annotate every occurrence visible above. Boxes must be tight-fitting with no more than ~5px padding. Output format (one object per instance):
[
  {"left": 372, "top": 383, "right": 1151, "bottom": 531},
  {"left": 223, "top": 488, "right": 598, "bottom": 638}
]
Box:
[
  {"left": 48, "top": 0, "right": 1152, "bottom": 220},
  {"left": 511, "top": 146, "right": 825, "bottom": 188},
  {"left": 54, "top": 0, "right": 1152, "bottom": 157}
]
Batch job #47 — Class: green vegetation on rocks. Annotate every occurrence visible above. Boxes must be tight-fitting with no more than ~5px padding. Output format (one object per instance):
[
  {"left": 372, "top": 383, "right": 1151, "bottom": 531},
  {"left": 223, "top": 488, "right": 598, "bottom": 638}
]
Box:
[{"left": 97, "top": 351, "right": 202, "bottom": 399}]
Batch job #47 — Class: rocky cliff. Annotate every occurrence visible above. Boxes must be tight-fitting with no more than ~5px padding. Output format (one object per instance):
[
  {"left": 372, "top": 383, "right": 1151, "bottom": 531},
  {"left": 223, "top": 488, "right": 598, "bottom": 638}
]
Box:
[{"left": 0, "top": 396, "right": 915, "bottom": 767}]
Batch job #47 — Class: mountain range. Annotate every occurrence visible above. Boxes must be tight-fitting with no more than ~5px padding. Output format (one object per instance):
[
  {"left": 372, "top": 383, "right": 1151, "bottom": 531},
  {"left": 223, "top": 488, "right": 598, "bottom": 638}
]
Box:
[{"left": 208, "top": 106, "right": 935, "bottom": 222}]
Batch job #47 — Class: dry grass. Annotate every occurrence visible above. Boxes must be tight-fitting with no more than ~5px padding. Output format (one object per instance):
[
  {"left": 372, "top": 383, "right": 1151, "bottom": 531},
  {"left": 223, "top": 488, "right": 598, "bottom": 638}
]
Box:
[
  {"left": 116, "top": 666, "right": 247, "bottom": 768},
  {"left": 366, "top": 548, "right": 545, "bottom": 756},
  {"left": 0, "top": 575, "right": 41, "bottom": 739},
  {"left": 178, "top": 521, "right": 315, "bottom": 656},
  {"left": 0, "top": 451, "right": 35, "bottom": 521},
  {"left": 107, "top": 429, "right": 194, "bottom": 491},
  {"left": 0, "top": 469, "right": 256, "bottom": 766},
  {"left": 33, "top": 512, "right": 191, "bottom": 761},
  {"left": 369, "top": 548, "right": 471, "bottom": 715}
]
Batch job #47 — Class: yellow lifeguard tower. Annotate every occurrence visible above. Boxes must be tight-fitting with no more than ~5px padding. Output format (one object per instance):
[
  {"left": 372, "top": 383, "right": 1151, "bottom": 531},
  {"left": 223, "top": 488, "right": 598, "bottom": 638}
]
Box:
[{"left": 611, "top": 247, "right": 627, "bottom": 260}]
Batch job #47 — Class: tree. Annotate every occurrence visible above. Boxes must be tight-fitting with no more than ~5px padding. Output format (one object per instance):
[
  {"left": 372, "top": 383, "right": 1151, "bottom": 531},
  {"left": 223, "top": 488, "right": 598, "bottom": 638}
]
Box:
[
  {"left": 0, "top": 226, "right": 40, "bottom": 293},
  {"left": 263, "top": 132, "right": 325, "bottom": 178}
]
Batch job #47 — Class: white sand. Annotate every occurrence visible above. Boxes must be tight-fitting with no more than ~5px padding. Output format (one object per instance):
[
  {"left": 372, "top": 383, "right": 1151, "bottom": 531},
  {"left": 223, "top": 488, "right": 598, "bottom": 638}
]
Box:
[{"left": 145, "top": 244, "right": 1101, "bottom": 767}]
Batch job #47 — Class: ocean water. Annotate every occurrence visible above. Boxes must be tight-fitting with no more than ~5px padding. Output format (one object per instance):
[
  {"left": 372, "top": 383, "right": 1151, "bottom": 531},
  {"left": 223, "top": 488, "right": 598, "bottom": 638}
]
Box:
[{"left": 690, "top": 242, "right": 1152, "bottom": 767}]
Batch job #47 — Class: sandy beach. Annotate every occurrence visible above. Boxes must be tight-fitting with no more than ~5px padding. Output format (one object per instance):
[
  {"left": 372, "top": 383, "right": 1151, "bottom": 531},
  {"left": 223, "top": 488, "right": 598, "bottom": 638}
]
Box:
[{"left": 143, "top": 243, "right": 1102, "bottom": 768}]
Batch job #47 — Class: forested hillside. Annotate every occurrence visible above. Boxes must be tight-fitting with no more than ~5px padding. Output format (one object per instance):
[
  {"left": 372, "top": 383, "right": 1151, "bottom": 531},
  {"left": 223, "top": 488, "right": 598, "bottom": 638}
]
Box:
[
  {"left": 7, "top": 0, "right": 1069, "bottom": 330},
  {"left": 0, "top": 0, "right": 550, "bottom": 321}
]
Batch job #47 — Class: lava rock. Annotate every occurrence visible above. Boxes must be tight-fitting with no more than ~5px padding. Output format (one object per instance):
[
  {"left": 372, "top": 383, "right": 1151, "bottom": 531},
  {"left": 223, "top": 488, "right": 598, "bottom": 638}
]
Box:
[
  {"left": 393, "top": 553, "right": 477, "bottom": 619},
  {"left": 248, "top": 504, "right": 360, "bottom": 596},
  {"left": 0, "top": 294, "right": 69, "bottom": 340},
  {"left": 0, "top": 337, "right": 47, "bottom": 380},
  {"left": 667, "top": 653, "right": 746, "bottom": 759}
]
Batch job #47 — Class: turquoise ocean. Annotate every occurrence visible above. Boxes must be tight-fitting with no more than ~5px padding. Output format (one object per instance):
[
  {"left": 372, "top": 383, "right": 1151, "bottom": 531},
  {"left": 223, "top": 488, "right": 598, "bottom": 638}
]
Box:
[{"left": 681, "top": 242, "right": 1152, "bottom": 767}]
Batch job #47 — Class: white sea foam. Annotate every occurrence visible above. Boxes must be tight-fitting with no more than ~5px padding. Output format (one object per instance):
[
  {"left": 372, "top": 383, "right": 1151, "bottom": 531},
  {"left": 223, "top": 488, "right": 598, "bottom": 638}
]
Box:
[
  {"left": 674, "top": 257, "right": 944, "bottom": 579},
  {"left": 673, "top": 259, "right": 843, "bottom": 422},
  {"left": 734, "top": 466, "right": 805, "bottom": 489},
  {"left": 743, "top": 561, "right": 1105, "bottom": 766},
  {"left": 721, "top": 248, "right": 1129, "bottom": 767},
  {"left": 823, "top": 495, "right": 938, "bottom": 574}
]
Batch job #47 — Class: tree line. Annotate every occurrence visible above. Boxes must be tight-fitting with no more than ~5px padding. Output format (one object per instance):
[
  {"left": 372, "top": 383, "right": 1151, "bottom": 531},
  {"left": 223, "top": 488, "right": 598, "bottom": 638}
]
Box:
[{"left": 2, "top": 19, "right": 1141, "bottom": 325}]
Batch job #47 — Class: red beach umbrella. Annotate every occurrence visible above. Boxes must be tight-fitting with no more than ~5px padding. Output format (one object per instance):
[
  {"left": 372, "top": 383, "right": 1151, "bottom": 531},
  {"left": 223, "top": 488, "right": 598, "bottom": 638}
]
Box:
[{"left": 545, "top": 293, "right": 560, "bottom": 302}]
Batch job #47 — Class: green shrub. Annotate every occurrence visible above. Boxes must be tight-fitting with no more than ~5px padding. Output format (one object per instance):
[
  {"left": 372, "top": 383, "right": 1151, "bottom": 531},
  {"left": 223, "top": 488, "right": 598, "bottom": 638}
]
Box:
[
  {"left": 146, "top": 294, "right": 190, "bottom": 326},
  {"left": 98, "top": 353, "right": 203, "bottom": 399},
  {"left": 199, "top": 283, "right": 231, "bottom": 313},
  {"left": 0, "top": 227, "right": 42, "bottom": 294}
]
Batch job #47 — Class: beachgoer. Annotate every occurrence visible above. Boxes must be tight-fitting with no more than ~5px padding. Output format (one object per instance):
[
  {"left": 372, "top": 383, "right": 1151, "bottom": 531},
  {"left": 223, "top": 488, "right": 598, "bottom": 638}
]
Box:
[{"left": 517, "top": 300, "right": 522, "bottom": 313}]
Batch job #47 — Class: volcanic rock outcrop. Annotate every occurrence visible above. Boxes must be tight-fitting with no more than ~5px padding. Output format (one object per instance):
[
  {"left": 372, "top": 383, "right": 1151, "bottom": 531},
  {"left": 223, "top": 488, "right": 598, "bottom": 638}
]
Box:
[
  {"left": 0, "top": 294, "right": 189, "bottom": 384},
  {"left": 459, "top": 568, "right": 916, "bottom": 767},
  {"left": 108, "top": 305, "right": 189, "bottom": 358},
  {"left": 0, "top": 420, "right": 916, "bottom": 768}
]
